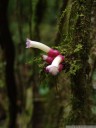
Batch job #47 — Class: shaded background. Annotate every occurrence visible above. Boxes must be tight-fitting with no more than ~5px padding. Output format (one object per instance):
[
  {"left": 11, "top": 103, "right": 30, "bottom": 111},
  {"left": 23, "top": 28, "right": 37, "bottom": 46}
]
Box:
[{"left": 0, "top": 0, "right": 96, "bottom": 128}]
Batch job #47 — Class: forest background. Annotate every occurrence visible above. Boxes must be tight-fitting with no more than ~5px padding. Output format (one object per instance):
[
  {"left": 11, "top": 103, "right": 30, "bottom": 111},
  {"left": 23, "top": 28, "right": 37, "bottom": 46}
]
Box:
[{"left": 0, "top": 0, "right": 96, "bottom": 128}]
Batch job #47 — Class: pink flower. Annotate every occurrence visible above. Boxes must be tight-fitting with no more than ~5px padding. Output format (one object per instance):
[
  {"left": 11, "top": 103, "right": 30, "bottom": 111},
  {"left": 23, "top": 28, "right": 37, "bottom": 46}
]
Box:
[
  {"left": 26, "top": 38, "right": 65, "bottom": 75},
  {"left": 48, "top": 49, "right": 60, "bottom": 57}
]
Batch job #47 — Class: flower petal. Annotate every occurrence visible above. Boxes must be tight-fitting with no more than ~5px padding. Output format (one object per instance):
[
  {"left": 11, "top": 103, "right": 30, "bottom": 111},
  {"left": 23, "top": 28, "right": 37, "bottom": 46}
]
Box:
[{"left": 26, "top": 38, "right": 31, "bottom": 48}]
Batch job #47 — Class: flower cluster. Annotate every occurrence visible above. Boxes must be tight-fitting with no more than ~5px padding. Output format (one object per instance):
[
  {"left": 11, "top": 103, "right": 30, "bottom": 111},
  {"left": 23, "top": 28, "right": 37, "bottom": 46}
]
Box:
[{"left": 26, "top": 38, "right": 65, "bottom": 75}]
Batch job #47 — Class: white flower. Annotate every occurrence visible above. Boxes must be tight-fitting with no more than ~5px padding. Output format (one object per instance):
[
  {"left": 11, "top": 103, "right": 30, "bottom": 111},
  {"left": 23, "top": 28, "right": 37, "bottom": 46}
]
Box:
[
  {"left": 26, "top": 38, "right": 60, "bottom": 57},
  {"left": 46, "top": 55, "right": 64, "bottom": 75},
  {"left": 26, "top": 38, "right": 50, "bottom": 53}
]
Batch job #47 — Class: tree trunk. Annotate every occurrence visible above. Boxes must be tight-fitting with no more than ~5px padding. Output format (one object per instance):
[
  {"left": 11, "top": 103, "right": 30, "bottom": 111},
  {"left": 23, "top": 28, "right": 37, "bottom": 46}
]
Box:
[
  {"left": 89, "top": 0, "right": 96, "bottom": 87},
  {"left": 33, "top": 0, "right": 47, "bottom": 41},
  {"left": 54, "top": 0, "right": 93, "bottom": 126},
  {"left": 16, "top": 0, "right": 23, "bottom": 44},
  {"left": 29, "top": 0, "right": 32, "bottom": 38},
  {"left": 67, "top": 0, "right": 93, "bottom": 124},
  {"left": 54, "top": 0, "right": 69, "bottom": 45},
  {"left": 0, "top": 1, "right": 17, "bottom": 127}
]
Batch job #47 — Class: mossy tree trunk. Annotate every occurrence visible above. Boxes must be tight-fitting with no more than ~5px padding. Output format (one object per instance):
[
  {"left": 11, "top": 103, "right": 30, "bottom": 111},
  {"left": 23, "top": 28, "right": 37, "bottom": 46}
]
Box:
[
  {"left": 54, "top": 0, "right": 93, "bottom": 126},
  {"left": 89, "top": 0, "right": 96, "bottom": 87},
  {"left": 54, "top": 0, "right": 69, "bottom": 45},
  {"left": 66, "top": 0, "right": 93, "bottom": 124}
]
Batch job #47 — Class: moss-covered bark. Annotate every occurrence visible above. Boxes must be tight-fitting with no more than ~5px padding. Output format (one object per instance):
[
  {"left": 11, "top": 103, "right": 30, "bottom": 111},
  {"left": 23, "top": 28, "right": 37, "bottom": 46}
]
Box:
[{"left": 66, "top": 0, "right": 93, "bottom": 124}]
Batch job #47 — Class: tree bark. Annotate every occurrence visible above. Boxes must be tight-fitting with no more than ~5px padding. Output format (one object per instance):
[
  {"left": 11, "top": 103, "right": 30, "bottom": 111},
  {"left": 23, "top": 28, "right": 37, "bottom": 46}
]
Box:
[
  {"left": 54, "top": 0, "right": 69, "bottom": 45},
  {"left": 33, "top": 0, "right": 47, "bottom": 41},
  {"left": 0, "top": 1, "right": 17, "bottom": 127},
  {"left": 29, "top": 0, "right": 32, "bottom": 38},
  {"left": 54, "top": 0, "right": 93, "bottom": 125},
  {"left": 67, "top": 0, "right": 93, "bottom": 124},
  {"left": 89, "top": 0, "right": 96, "bottom": 85}
]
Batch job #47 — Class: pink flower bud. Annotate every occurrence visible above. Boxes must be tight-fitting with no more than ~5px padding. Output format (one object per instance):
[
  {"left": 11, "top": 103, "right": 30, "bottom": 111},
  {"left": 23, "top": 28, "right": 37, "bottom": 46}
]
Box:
[
  {"left": 48, "top": 49, "right": 60, "bottom": 57},
  {"left": 42, "top": 55, "right": 54, "bottom": 64}
]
